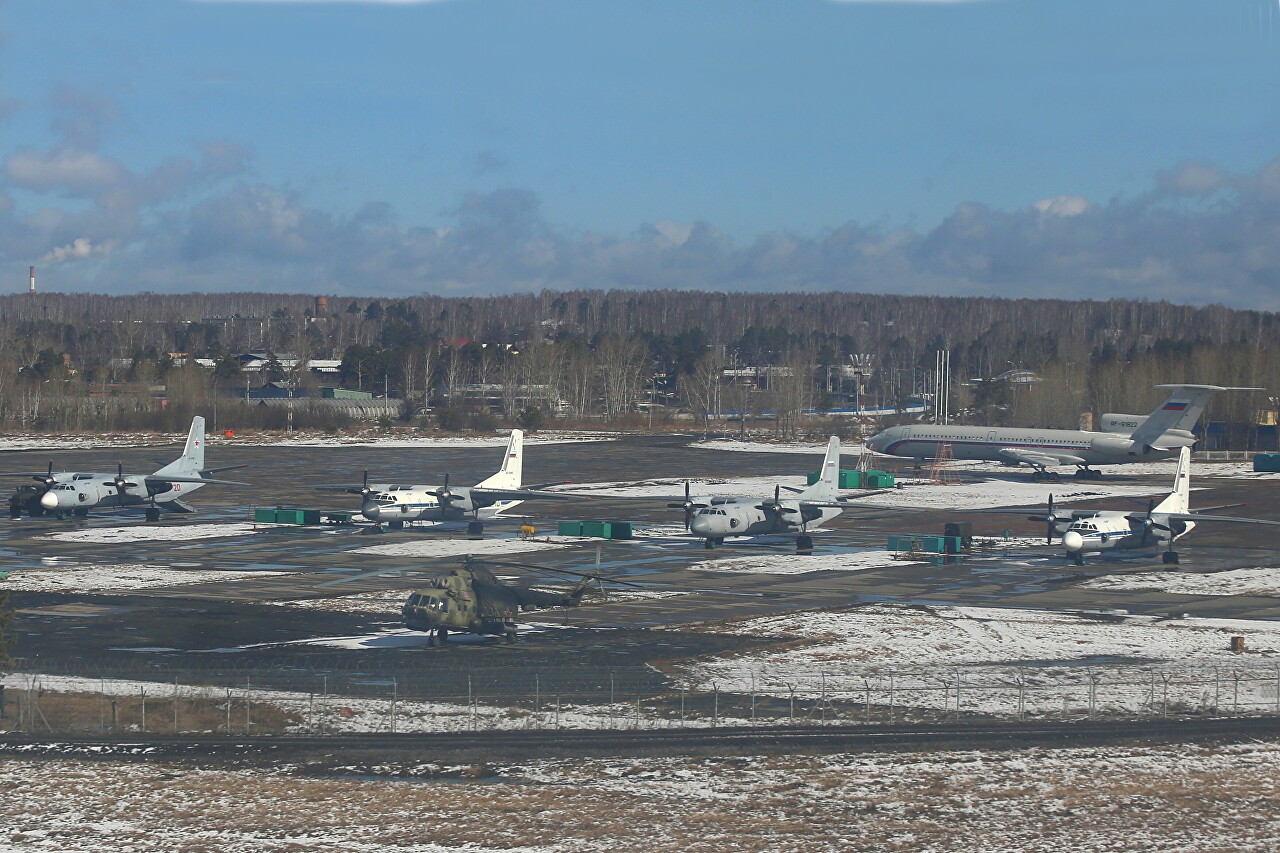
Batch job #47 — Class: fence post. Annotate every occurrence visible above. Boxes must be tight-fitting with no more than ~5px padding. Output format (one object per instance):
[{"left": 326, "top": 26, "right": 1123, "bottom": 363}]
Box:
[
  {"left": 680, "top": 687, "right": 686, "bottom": 725},
  {"left": 140, "top": 688, "right": 147, "bottom": 733},
  {"left": 390, "top": 678, "right": 398, "bottom": 735},
  {"left": 1233, "top": 670, "right": 1241, "bottom": 714},
  {"left": 713, "top": 683, "right": 719, "bottom": 727},
  {"left": 750, "top": 672, "right": 756, "bottom": 724},
  {"left": 888, "top": 673, "right": 896, "bottom": 723},
  {"left": 225, "top": 688, "right": 231, "bottom": 734},
  {"left": 788, "top": 685, "right": 795, "bottom": 723},
  {"left": 820, "top": 672, "right": 827, "bottom": 724},
  {"left": 173, "top": 677, "right": 179, "bottom": 734},
  {"left": 245, "top": 677, "right": 251, "bottom": 734}
]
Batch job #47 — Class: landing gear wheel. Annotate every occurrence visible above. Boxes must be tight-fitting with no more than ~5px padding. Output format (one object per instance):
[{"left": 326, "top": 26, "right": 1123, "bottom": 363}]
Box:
[
  {"left": 145, "top": 507, "right": 160, "bottom": 522},
  {"left": 1090, "top": 469, "right": 1104, "bottom": 480},
  {"left": 1072, "top": 554, "right": 1085, "bottom": 566},
  {"left": 73, "top": 507, "right": 89, "bottom": 518},
  {"left": 703, "top": 538, "right": 715, "bottom": 550},
  {"left": 1162, "top": 551, "right": 1180, "bottom": 565},
  {"left": 467, "top": 521, "right": 484, "bottom": 535},
  {"left": 1073, "top": 469, "right": 1089, "bottom": 479},
  {"left": 437, "top": 628, "right": 447, "bottom": 644},
  {"left": 388, "top": 520, "right": 404, "bottom": 531},
  {"left": 426, "top": 634, "right": 437, "bottom": 648},
  {"left": 505, "top": 630, "right": 517, "bottom": 644},
  {"left": 796, "top": 535, "right": 814, "bottom": 554}
]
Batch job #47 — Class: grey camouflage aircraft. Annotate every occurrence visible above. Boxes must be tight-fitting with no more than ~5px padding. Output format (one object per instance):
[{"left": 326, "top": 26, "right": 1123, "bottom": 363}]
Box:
[
  {"left": 4, "top": 416, "right": 247, "bottom": 521},
  {"left": 669, "top": 436, "right": 854, "bottom": 552}
]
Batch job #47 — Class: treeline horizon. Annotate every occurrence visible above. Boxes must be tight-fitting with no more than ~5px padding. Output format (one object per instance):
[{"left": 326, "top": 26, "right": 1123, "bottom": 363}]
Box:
[{"left": 0, "top": 289, "right": 1276, "bottom": 441}]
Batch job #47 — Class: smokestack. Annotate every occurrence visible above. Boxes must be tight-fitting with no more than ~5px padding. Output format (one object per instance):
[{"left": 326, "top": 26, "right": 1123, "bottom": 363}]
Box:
[{"left": 29, "top": 266, "right": 36, "bottom": 295}]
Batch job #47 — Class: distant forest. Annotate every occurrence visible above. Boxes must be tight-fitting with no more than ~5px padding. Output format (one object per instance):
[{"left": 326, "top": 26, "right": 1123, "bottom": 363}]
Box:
[{"left": 0, "top": 290, "right": 1276, "bottom": 439}]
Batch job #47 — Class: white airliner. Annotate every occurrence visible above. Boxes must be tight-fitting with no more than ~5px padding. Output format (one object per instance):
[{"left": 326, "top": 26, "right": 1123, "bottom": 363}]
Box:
[{"left": 865, "top": 384, "right": 1256, "bottom": 480}]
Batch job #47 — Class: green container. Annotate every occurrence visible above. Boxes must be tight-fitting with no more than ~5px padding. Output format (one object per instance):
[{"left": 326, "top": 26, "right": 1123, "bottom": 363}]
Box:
[
  {"left": 581, "top": 521, "right": 608, "bottom": 538},
  {"left": 323, "top": 512, "right": 354, "bottom": 524},
  {"left": 302, "top": 509, "right": 322, "bottom": 525},
  {"left": 254, "top": 508, "right": 277, "bottom": 524},
  {"left": 866, "top": 472, "right": 896, "bottom": 488},
  {"left": 1254, "top": 453, "right": 1280, "bottom": 473},
  {"left": 806, "top": 471, "right": 821, "bottom": 485},
  {"left": 274, "top": 509, "right": 307, "bottom": 525},
  {"left": 608, "top": 521, "right": 633, "bottom": 540},
  {"left": 557, "top": 521, "right": 584, "bottom": 537},
  {"left": 839, "top": 470, "right": 863, "bottom": 489}
]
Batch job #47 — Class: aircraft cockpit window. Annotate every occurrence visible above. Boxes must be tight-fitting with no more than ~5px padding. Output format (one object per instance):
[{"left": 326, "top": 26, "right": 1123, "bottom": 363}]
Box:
[{"left": 73, "top": 474, "right": 93, "bottom": 480}]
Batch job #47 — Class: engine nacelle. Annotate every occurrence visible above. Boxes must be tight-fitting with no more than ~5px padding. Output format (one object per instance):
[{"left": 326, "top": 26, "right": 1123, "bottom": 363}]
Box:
[
  {"left": 1100, "top": 413, "right": 1147, "bottom": 433},
  {"left": 1088, "top": 433, "right": 1134, "bottom": 455}
]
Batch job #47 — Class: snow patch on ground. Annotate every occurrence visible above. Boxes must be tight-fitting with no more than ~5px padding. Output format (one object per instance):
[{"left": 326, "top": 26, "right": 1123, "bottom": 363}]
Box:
[
  {"left": 2, "top": 563, "right": 286, "bottom": 593},
  {"left": 46, "top": 523, "right": 261, "bottom": 544},
  {"left": 677, "top": 603, "right": 1280, "bottom": 714},
  {"left": 847, "top": 479, "right": 1157, "bottom": 510},
  {"left": 1078, "top": 567, "right": 1280, "bottom": 598},
  {"left": 694, "top": 438, "right": 867, "bottom": 455},
  {"left": 350, "top": 538, "right": 571, "bottom": 558},
  {"left": 689, "top": 550, "right": 919, "bottom": 574}
]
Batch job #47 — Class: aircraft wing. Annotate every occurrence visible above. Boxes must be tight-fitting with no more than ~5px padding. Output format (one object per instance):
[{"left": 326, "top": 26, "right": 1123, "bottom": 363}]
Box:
[
  {"left": 997, "top": 448, "right": 1088, "bottom": 467},
  {"left": 313, "top": 483, "right": 406, "bottom": 494},
  {"left": 469, "top": 487, "right": 574, "bottom": 502},
  {"left": 1149, "top": 512, "right": 1280, "bottom": 526},
  {"left": 144, "top": 475, "right": 250, "bottom": 486}
]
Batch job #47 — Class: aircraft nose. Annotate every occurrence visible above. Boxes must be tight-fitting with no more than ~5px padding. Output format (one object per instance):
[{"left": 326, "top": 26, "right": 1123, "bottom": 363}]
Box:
[
  {"left": 1062, "top": 531, "right": 1084, "bottom": 552},
  {"left": 866, "top": 433, "right": 885, "bottom": 452},
  {"left": 689, "top": 516, "right": 712, "bottom": 536},
  {"left": 40, "top": 491, "right": 59, "bottom": 509},
  {"left": 361, "top": 502, "right": 381, "bottom": 521}
]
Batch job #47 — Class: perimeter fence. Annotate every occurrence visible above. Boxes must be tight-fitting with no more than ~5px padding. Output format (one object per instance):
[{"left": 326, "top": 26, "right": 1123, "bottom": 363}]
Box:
[{"left": 4, "top": 660, "right": 1280, "bottom": 735}]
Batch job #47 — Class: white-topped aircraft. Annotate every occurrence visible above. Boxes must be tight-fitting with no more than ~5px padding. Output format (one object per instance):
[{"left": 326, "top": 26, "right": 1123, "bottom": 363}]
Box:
[
  {"left": 866, "top": 384, "right": 1258, "bottom": 481},
  {"left": 3, "top": 416, "right": 246, "bottom": 521},
  {"left": 998, "top": 447, "right": 1280, "bottom": 565},
  {"left": 669, "top": 436, "right": 854, "bottom": 552},
  {"left": 316, "top": 429, "right": 569, "bottom": 532}
]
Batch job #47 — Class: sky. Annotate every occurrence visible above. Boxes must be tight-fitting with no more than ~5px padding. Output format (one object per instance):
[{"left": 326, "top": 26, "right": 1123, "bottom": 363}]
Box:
[{"left": 1, "top": 0, "right": 1280, "bottom": 308}]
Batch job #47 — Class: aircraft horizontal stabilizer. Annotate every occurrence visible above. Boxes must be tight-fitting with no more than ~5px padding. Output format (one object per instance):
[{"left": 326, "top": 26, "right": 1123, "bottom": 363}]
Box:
[
  {"left": 1156, "top": 512, "right": 1280, "bottom": 526},
  {"left": 144, "top": 475, "right": 250, "bottom": 486},
  {"left": 469, "top": 487, "right": 573, "bottom": 501}
]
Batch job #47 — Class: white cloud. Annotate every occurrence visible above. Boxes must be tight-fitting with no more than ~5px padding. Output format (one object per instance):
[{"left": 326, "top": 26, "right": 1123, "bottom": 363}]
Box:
[
  {"left": 1032, "top": 195, "right": 1090, "bottom": 218},
  {"left": 40, "top": 237, "right": 118, "bottom": 264},
  {"left": 4, "top": 148, "right": 126, "bottom": 194}
]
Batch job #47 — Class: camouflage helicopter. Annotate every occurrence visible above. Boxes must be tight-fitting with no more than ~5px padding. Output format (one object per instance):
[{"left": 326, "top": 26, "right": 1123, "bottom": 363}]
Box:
[{"left": 400, "top": 555, "right": 612, "bottom": 645}]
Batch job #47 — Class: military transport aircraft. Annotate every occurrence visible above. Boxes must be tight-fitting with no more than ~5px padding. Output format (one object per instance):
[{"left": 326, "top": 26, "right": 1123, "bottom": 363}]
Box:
[
  {"left": 992, "top": 447, "right": 1280, "bottom": 565},
  {"left": 667, "top": 435, "right": 856, "bottom": 552},
  {"left": 3, "top": 416, "right": 246, "bottom": 521},
  {"left": 866, "top": 384, "right": 1258, "bottom": 481},
  {"left": 316, "top": 428, "right": 569, "bottom": 533}
]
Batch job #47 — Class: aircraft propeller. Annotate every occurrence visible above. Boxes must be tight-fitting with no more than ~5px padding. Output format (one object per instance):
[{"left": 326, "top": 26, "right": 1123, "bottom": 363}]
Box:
[
  {"left": 666, "top": 480, "right": 703, "bottom": 531},
  {"left": 1027, "top": 494, "right": 1064, "bottom": 544},
  {"left": 32, "top": 461, "right": 55, "bottom": 486}
]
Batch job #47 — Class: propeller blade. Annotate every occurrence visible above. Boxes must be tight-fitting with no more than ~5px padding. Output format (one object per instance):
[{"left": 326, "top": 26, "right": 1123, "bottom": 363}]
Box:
[{"left": 1046, "top": 494, "right": 1055, "bottom": 544}]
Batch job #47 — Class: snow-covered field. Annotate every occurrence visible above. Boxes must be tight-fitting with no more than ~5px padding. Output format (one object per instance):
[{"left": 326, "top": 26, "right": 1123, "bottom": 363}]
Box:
[
  {"left": 0, "top": 429, "right": 618, "bottom": 451},
  {"left": 350, "top": 538, "right": 571, "bottom": 558},
  {"left": 676, "top": 603, "right": 1280, "bottom": 715},
  {"left": 688, "top": 550, "right": 920, "bottom": 574},
  {"left": 213, "top": 429, "right": 619, "bottom": 448},
  {"left": 1079, "top": 567, "right": 1280, "bottom": 598},
  {"left": 0, "top": 563, "right": 286, "bottom": 593},
  {"left": 1, "top": 742, "right": 1279, "bottom": 852},
  {"left": 847, "top": 478, "right": 1157, "bottom": 510},
  {"left": 694, "top": 438, "right": 867, "bottom": 455},
  {"left": 45, "top": 523, "right": 261, "bottom": 544}
]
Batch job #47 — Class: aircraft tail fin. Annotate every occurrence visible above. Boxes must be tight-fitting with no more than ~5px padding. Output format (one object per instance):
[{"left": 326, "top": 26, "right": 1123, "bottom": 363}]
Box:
[
  {"left": 1154, "top": 447, "right": 1192, "bottom": 514},
  {"left": 475, "top": 429, "right": 523, "bottom": 490},
  {"left": 153, "top": 416, "right": 206, "bottom": 477},
  {"left": 798, "top": 436, "right": 841, "bottom": 500},
  {"left": 1130, "top": 385, "right": 1254, "bottom": 447}
]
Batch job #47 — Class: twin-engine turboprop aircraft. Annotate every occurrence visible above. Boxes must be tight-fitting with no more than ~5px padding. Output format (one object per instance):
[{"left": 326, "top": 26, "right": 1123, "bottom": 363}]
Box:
[
  {"left": 668, "top": 436, "right": 854, "bottom": 553},
  {"left": 994, "top": 447, "right": 1280, "bottom": 565},
  {"left": 3, "top": 416, "right": 246, "bottom": 521},
  {"left": 316, "top": 428, "right": 569, "bottom": 533},
  {"left": 866, "top": 384, "right": 1257, "bottom": 480}
]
